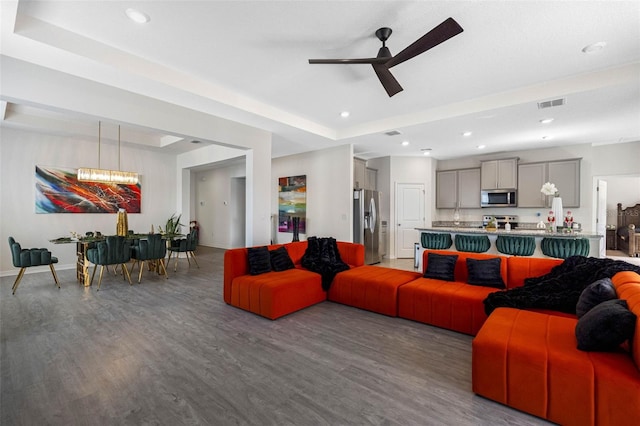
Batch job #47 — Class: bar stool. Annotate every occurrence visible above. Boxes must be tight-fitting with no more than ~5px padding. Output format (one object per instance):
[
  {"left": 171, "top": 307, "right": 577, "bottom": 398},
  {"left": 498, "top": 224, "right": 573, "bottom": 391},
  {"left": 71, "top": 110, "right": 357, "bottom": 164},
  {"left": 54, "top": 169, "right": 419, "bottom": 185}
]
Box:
[{"left": 454, "top": 234, "right": 490, "bottom": 253}]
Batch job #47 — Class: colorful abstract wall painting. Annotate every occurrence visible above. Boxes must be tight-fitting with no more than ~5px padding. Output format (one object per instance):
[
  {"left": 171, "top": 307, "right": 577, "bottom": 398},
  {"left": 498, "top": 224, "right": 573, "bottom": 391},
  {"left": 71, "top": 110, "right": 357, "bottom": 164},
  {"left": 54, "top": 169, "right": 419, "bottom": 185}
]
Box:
[
  {"left": 35, "top": 166, "right": 141, "bottom": 213},
  {"left": 278, "top": 175, "right": 306, "bottom": 233}
]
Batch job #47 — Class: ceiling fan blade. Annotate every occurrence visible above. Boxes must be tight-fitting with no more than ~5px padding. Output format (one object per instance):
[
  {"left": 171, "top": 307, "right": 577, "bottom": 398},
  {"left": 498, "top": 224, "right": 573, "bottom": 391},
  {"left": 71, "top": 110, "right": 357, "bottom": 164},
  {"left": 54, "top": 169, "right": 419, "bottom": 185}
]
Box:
[
  {"left": 309, "top": 57, "right": 389, "bottom": 65},
  {"left": 372, "top": 64, "right": 403, "bottom": 97},
  {"left": 385, "top": 17, "right": 463, "bottom": 68}
]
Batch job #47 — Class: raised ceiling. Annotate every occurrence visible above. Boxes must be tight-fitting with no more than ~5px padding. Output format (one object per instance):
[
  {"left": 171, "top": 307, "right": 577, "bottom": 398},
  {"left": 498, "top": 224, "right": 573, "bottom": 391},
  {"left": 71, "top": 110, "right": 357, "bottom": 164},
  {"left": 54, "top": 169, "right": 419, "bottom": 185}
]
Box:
[{"left": 1, "top": 0, "right": 639, "bottom": 160}]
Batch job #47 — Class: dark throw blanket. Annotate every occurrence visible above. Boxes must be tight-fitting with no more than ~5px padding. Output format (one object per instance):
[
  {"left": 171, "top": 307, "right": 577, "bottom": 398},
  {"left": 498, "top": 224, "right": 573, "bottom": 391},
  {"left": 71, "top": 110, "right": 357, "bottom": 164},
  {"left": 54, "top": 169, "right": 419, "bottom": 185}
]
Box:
[
  {"left": 301, "top": 236, "right": 350, "bottom": 291},
  {"left": 484, "top": 256, "right": 640, "bottom": 315}
]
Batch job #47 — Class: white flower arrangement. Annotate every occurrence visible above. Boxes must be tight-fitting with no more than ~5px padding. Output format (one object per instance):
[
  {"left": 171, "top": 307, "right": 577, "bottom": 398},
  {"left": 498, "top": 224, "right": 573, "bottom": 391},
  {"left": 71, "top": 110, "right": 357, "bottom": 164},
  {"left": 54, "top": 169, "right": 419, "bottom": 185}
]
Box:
[{"left": 540, "top": 182, "right": 559, "bottom": 197}]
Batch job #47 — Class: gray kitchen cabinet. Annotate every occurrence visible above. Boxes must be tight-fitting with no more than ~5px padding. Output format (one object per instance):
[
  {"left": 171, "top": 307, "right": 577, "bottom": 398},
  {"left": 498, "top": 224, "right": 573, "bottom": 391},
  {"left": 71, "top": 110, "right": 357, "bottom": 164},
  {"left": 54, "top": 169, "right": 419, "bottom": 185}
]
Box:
[
  {"left": 436, "top": 168, "right": 480, "bottom": 209},
  {"left": 365, "top": 167, "right": 377, "bottom": 191},
  {"left": 517, "top": 162, "right": 547, "bottom": 207},
  {"left": 517, "top": 158, "right": 581, "bottom": 208},
  {"left": 457, "top": 168, "right": 481, "bottom": 208},
  {"left": 481, "top": 158, "right": 518, "bottom": 189},
  {"left": 548, "top": 159, "right": 580, "bottom": 208},
  {"left": 354, "top": 158, "right": 366, "bottom": 189}
]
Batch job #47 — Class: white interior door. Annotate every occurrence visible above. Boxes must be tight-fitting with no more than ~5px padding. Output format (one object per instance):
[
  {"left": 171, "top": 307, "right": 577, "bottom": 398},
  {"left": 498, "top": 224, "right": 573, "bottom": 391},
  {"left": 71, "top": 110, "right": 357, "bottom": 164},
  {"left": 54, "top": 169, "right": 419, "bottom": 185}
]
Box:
[
  {"left": 596, "top": 179, "right": 607, "bottom": 257},
  {"left": 396, "top": 183, "right": 425, "bottom": 258}
]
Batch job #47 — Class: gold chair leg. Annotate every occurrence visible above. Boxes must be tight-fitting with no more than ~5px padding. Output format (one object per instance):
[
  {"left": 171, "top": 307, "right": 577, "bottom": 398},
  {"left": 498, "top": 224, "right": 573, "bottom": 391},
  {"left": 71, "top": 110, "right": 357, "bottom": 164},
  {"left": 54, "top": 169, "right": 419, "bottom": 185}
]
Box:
[
  {"left": 90, "top": 264, "right": 99, "bottom": 286},
  {"left": 96, "top": 266, "right": 105, "bottom": 291},
  {"left": 49, "top": 264, "right": 61, "bottom": 288},
  {"left": 189, "top": 251, "right": 200, "bottom": 268},
  {"left": 130, "top": 260, "right": 138, "bottom": 275},
  {"left": 121, "top": 263, "right": 132, "bottom": 285},
  {"left": 159, "top": 258, "right": 168, "bottom": 279},
  {"left": 138, "top": 261, "right": 145, "bottom": 283},
  {"left": 12, "top": 267, "right": 26, "bottom": 294},
  {"left": 174, "top": 252, "right": 180, "bottom": 272}
]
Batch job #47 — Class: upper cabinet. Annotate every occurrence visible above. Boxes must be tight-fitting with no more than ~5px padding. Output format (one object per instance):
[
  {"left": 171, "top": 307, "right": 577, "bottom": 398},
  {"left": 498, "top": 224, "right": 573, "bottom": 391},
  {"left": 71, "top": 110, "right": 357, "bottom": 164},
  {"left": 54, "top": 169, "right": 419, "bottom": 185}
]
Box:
[
  {"left": 436, "top": 168, "right": 481, "bottom": 209},
  {"left": 480, "top": 158, "right": 518, "bottom": 189},
  {"left": 548, "top": 159, "right": 580, "bottom": 208},
  {"left": 354, "top": 158, "right": 378, "bottom": 190},
  {"left": 517, "top": 163, "right": 547, "bottom": 207},
  {"left": 517, "top": 158, "right": 581, "bottom": 208},
  {"left": 365, "top": 167, "right": 377, "bottom": 191},
  {"left": 354, "top": 158, "right": 366, "bottom": 189}
]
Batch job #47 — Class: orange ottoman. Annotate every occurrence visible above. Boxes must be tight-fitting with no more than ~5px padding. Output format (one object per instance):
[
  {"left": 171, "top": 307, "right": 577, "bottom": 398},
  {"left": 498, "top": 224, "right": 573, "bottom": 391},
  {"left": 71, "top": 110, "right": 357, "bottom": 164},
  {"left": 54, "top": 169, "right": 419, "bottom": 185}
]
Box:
[
  {"left": 328, "top": 266, "right": 421, "bottom": 316},
  {"left": 230, "top": 268, "right": 326, "bottom": 320}
]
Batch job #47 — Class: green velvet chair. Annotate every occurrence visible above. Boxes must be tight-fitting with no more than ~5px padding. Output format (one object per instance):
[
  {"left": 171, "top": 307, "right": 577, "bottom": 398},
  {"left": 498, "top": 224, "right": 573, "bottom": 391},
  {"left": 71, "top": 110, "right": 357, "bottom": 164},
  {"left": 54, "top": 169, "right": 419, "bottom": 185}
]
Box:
[
  {"left": 86, "top": 235, "right": 132, "bottom": 290},
  {"left": 421, "top": 233, "right": 453, "bottom": 250},
  {"left": 131, "top": 233, "right": 168, "bottom": 283},
  {"left": 8, "top": 237, "right": 60, "bottom": 294},
  {"left": 541, "top": 237, "right": 590, "bottom": 259},
  {"left": 496, "top": 235, "right": 536, "bottom": 256},
  {"left": 168, "top": 228, "right": 199, "bottom": 271},
  {"left": 454, "top": 234, "right": 491, "bottom": 253}
]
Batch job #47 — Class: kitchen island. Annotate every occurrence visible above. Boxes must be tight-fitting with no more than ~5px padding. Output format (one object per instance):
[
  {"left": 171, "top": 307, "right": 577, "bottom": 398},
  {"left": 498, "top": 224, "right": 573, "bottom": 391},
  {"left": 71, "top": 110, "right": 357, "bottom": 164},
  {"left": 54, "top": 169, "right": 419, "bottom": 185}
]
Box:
[{"left": 415, "top": 226, "right": 603, "bottom": 269}]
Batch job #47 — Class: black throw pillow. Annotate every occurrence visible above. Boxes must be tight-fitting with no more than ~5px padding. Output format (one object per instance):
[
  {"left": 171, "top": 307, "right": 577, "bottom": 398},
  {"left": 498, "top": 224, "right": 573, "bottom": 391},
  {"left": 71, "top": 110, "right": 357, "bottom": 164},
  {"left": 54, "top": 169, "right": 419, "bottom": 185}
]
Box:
[
  {"left": 576, "top": 277, "right": 617, "bottom": 318},
  {"left": 270, "top": 246, "right": 295, "bottom": 272},
  {"left": 466, "top": 257, "right": 505, "bottom": 289},
  {"left": 424, "top": 253, "right": 458, "bottom": 281},
  {"left": 247, "top": 246, "right": 271, "bottom": 275},
  {"left": 575, "top": 299, "right": 636, "bottom": 352}
]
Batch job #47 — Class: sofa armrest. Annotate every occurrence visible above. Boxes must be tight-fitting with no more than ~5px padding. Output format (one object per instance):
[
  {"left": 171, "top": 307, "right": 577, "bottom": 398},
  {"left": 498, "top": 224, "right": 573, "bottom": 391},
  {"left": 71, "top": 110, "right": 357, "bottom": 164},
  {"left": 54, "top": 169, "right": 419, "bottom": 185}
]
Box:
[
  {"left": 223, "top": 248, "right": 249, "bottom": 304},
  {"left": 337, "top": 242, "right": 365, "bottom": 267}
]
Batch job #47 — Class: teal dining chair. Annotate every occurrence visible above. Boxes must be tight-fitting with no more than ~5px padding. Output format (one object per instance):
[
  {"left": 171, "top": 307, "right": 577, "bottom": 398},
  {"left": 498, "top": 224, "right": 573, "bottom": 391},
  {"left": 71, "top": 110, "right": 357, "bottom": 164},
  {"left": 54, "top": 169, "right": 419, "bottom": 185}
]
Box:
[
  {"left": 86, "top": 236, "right": 132, "bottom": 290},
  {"left": 131, "top": 233, "right": 168, "bottom": 283},
  {"left": 8, "top": 237, "right": 60, "bottom": 294},
  {"left": 167, "top": 228, "right": 199, "bottom": 271}
]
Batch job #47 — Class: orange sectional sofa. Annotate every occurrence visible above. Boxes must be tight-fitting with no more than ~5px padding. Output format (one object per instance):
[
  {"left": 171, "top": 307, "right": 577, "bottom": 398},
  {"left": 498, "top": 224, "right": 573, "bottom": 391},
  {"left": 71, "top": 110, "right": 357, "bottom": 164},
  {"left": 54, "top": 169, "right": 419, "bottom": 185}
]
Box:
[
  {"left": 223, "top": 241, "right": 364, "bottom": 319},
  {"left": 397, "top": 250, "right": 562, "bottom": 335},
  {"left": 472, "top": 271, "right": 640, "bottom": 426},
  {"left": 328, "top": 265, "right": 421, "bottom": 316},
  {"left": 225, "top": 243, "right": 640, "bottom": 424}
]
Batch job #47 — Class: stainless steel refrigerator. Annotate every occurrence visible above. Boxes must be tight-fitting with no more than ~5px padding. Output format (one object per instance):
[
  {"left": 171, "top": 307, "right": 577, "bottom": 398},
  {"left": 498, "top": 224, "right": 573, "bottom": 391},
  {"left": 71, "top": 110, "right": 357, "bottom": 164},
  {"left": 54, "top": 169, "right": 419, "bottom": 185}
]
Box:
[{"left": 354, "top": 189, "right": 381, "bottom": 264}]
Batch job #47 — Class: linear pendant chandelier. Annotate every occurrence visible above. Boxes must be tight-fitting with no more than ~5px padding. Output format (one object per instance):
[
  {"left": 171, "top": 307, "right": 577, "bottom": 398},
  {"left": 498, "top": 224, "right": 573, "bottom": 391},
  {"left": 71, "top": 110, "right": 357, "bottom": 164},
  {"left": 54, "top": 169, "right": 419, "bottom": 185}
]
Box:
[{"left": 77, "top": 121, "right": 139, "bottom": 185}]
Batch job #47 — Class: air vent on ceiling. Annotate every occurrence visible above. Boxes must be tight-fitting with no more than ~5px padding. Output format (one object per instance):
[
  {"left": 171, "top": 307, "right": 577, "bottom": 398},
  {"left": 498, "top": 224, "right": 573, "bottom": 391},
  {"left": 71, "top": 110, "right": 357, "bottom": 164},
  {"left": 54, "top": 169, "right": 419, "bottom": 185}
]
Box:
[
  {"left": 537, "top": 98, "right": 566, "bottom": 109},
  {"left": 384, "top": 130, "right": 402, "bottom": 136}
]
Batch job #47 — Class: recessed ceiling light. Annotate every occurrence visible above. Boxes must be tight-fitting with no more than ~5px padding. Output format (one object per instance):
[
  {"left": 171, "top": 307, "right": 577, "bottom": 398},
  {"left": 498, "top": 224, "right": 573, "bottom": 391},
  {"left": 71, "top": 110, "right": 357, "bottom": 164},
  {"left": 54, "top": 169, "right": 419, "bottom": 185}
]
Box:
[
  {"left": 125, "top": 8, "right": 150, "bottom": 24},
  {"left": 462, "top": 131, "right": 473, "bottom": 137},
  {"left": 539, "top": 118, "right": 554, "bottom": 124},
  {"left": 340, "top": 111, "right": 350, "bottom": 118},
  {"left": 477, "top": 145, "right": 486, "bottom": 149},
  {"left": 401, "top": 141, "right": 410, "bottom": 146},
  {"left": 582, "top": 42, "right": 606, "bottom": 54},
  {"left": 421, "top": 148, "right": 432, "bottom": 156}
]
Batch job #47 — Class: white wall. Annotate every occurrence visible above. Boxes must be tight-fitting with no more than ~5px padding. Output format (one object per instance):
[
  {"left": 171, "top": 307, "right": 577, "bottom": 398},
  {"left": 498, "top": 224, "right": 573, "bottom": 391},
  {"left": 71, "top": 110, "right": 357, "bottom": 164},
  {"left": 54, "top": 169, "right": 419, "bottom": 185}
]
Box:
[
  {"left": 194, "top": 162, "right": 246, "bottom": 249},
  {"left": 271, "top": 145, "right": 353, "bottom": 244},
  {"left": 0, "top": 127, "right": 176, "bottom": 275}
]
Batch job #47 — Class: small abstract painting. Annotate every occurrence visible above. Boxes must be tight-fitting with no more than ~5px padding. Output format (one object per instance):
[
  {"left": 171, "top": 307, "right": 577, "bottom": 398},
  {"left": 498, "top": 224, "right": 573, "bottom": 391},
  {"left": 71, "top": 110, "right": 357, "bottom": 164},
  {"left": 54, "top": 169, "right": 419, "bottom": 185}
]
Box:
[
  {"left": 278, "top": 175, "right": 306, "bottom": 233},
  {"left": 35, "top": 166, "right": 141, "bottom": 213}
]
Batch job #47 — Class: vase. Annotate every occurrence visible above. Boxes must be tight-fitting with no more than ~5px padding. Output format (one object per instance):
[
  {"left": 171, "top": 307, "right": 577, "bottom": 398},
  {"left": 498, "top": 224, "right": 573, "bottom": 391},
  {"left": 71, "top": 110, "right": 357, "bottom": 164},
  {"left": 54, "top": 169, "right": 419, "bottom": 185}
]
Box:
[
  {"left": 116, "top": 209, "right": 128, "bottom": 236},
  {"left": 292, "top": 217, "right": 300, "bottom": 242},
  {"left": 551, "top": 197, "right": 563, "bottom": 232}
]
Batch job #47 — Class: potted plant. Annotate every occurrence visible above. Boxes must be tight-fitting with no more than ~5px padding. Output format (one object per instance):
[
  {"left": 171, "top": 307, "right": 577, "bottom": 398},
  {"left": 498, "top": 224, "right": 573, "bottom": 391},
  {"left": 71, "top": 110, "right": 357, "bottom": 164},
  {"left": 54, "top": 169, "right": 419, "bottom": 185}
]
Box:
[{"left": 159, "top": 213, "right": 183, "bottom": 236}]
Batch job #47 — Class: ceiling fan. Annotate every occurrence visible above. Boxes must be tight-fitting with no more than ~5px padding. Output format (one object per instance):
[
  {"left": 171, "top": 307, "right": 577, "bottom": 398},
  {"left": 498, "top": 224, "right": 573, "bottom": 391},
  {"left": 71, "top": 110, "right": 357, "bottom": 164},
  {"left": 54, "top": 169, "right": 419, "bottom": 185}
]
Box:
[{"left": 308, "top": 17, "right": 463, "bottom": 97}]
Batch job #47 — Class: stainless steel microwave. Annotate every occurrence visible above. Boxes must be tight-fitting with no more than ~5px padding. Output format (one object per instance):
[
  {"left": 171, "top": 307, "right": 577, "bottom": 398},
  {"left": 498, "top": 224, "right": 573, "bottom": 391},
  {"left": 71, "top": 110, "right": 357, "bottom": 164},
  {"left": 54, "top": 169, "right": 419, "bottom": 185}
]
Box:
[{"left": 481, "top": 189, "right": 517, "bottom": 207}]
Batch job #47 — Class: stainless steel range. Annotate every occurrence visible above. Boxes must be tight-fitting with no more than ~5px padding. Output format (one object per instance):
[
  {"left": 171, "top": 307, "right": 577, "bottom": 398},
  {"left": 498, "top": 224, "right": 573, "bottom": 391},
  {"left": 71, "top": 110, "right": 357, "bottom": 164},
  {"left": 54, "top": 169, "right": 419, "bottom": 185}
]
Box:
[{"left": 483, "top": 215, "right": 519, "bottom": 229}]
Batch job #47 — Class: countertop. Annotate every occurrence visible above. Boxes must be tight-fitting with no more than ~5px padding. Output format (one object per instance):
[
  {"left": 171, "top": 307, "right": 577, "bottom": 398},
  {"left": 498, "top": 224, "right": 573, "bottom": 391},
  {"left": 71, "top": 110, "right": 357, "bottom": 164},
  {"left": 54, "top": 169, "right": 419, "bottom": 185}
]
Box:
[{"left": 417, "top": 227, "right": 602, "bottom": 239}]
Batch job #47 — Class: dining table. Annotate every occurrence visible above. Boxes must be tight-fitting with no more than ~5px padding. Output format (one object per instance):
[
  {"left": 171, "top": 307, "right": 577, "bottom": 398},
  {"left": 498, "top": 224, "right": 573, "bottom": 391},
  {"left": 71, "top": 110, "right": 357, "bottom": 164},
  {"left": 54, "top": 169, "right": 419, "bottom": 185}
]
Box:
[{"left": 50, "top": 233, "right": 184, "bottom": 286}]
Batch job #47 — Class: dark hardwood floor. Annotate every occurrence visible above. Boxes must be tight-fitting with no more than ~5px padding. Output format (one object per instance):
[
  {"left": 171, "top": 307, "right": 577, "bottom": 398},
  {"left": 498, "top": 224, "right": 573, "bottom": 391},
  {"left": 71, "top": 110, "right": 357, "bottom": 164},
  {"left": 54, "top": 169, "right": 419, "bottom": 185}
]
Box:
[{"left": 1, "top": 247, "right": 551, "bottom": 425}]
